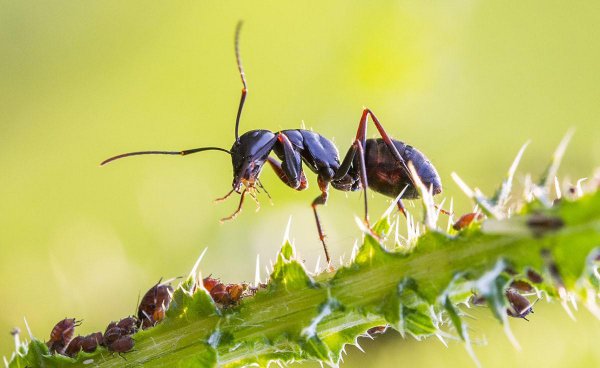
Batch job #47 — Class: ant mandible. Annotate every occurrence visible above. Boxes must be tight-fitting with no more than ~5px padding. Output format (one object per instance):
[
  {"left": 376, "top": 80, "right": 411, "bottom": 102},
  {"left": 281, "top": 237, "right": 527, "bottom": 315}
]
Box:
[{"left": 101, "top": 22, "right": 442, "bottom": 265}]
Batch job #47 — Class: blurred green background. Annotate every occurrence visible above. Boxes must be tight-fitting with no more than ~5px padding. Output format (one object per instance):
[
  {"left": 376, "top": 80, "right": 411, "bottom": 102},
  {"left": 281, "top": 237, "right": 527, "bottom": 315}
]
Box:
[{"left": 1, "top": 1, "right": 600, "bottom": 366}]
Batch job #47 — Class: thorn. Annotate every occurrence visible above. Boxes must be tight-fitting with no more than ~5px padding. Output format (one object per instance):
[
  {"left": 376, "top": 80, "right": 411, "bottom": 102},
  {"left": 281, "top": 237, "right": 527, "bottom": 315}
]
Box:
[
  {"left": 496, "top": 141, "right": 530, "bottom": 209},
  {"left": 503, "top": 322, "right": 521, "bottom": 351},
  {"left": 408, "top": 163, "right": 437, "bottom": 229},
  {"left": 451, "top": 172, "right": 501, "bottom": 219},
  {"left": 23, "top": 317, "right": 33, "bottom": 340},
  {"left": 446, "top": 198, "right": 455, "bottom": 233},
  {"left": 560, "top": 297, "right": 577, "bottom": 321},
  {"left": 554, "top": 176, "right": 562, "bottom": 199},
  {"left": 350, "top": 240, "right": 359, "bottom": 261},
  {"left": 576, "top": 178, "right": 588, "bottom": 197},
  {"left": 314, "top": 256, "right": 321, "bottom": 274},
  {"left": 435, "top": 332, "right": 448, "bottom": 347},
  {"left": 354, "top": 340, "right": 365, "bottom": 353},
  {"left": 283, "top": 216, "right": 293, "bottom": 243},
  {"left": 254, "top": 254, "right": 261, "bottom": 287},
  {"left": 541, "top": 129, "right": 575, "bottom": 191},
  {"left": 3, "top": 356, "right": 8, "bottom": 368},
  {"left": 188, "top": 247, "right": 208, "bottom": 281}
]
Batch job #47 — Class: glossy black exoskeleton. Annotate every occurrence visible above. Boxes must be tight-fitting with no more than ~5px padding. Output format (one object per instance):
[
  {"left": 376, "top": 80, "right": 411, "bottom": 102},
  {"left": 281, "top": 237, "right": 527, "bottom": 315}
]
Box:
[{"left": 101, "top": 22, "right": 442, "bottom": 264}]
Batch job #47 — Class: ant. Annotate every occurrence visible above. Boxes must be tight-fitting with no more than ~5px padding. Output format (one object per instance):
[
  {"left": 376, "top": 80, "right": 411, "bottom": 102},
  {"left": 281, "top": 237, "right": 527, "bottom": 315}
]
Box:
[{"left": 102, "top": 22, "right": 442, "bottom": 265}]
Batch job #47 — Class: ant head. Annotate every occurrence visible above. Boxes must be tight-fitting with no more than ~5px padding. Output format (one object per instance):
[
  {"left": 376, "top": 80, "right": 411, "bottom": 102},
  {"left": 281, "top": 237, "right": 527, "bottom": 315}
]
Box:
[{"left": 230, "top": 130, "right": 277, "bottom": 192}]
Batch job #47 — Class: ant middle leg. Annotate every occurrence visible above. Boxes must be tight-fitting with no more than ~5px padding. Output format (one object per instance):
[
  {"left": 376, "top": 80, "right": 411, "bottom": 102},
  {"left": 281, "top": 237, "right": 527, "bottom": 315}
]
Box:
[
  {"left": 333, "top": 140, "right": 370, "bottom": 226},
  {"left": 311, "top": 177, "right": 331, "bottom": 265}
]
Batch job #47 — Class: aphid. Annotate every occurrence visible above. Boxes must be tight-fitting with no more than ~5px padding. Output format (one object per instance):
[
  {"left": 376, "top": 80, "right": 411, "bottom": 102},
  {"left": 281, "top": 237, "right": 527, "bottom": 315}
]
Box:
[
  {"left": 209, "top": 283, "right": 231, "bottom": 305},
  {"left": 116, "top": 316, "right": 138, "bottom": 335},
  {"left": 505, "top": 289, "right": 537, "bottom": 320},
  {"left": 81, "top": 332, "right": 103, "bottom": 353},
  {"left": 526, "top": 269, "right": 544, "bottom": 284},
  {"left": 138, "top": 281, "right": 173, "bottom": 329},
  {"left": 64, "top": 336, "right": 84, "bottom": 357},
  {"left": 103, "top": 323, "right": 122, "bottom": 347},
  {"left": 510, "top": 279, "right": 534, "bottom": 293},
  {"left": 367, "top": 325, "right": 389, "bottom": 336},
  {"left": 107, "top": 335, "right": 135, "bottom": 355},
  {"left": 47, "top": 318, "right": 80, "bottom": 354},
  {"left": 202, "top": 276, "right": 220, "bottom": 293},
  {"left": 452, "top": 212, "right": 483, "bottom": 231},
  {"left": 226, "top": 283, "right": 248, "bottom": 303},
  {"left": 101, "top": 22, "right": 443, "bottom": 264},
  {"left": 526, "top": 213, "right": 564, "bottom": 237}
]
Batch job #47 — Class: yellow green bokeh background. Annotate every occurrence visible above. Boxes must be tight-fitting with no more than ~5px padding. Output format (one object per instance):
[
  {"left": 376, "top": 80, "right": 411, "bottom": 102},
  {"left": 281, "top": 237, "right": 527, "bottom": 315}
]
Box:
[{"left": 1, "top": 1, "right": 600, "bottom": 366}]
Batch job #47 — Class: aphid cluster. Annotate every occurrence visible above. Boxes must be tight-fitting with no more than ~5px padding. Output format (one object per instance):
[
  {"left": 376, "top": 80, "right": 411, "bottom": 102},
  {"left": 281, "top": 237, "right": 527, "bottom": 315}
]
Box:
[
  {"left": 43, "top": 276, "right": 255, "bottom": 359},
  {"left": 202, "top": 276, "right": 251, "bottom": 306},
  {"left": 46, "top": 316, "right": 137, "bottom": 358}
]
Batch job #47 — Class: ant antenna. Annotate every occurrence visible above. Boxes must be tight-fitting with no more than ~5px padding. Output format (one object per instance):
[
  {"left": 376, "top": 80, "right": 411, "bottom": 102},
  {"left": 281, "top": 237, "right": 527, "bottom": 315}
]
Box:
[
  {"left": 100, "top": 147, "right": 230, "bottom": 166},
  {"left": 234, "top": 20, "right": 247, "bottom": 142}
]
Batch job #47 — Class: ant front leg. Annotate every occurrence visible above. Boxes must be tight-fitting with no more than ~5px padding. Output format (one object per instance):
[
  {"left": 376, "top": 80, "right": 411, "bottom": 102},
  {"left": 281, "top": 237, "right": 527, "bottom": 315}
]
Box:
[{"left": 267, "top": 157, "right": 308, "bottom": 190}]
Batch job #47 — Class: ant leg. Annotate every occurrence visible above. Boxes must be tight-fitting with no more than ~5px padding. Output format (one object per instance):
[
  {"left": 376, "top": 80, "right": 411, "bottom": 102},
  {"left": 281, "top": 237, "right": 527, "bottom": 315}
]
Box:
[
  {"left": 267, "top": 157, "right": 308, "bottom": 190},
  {"left": 332, "top": 140, "right": 370, "bottom": 225},
  {"left": 312, "top": 177, "right": 331, "bottom": 265},
  {"left": 354, "top": 108, "right": 415, "bottom": 187},
  {"left": 215, "top": 189, "right": 235, "bottom": 202},
  {"left": 220, "top": 189, "right": 247, "bottom": 222}
]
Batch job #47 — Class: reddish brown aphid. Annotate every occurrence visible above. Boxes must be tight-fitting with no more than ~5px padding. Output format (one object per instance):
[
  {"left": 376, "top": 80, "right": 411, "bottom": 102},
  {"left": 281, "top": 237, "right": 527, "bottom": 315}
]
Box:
[
  {"left": 510, "top": 280, "right": 534, "bottom": 293},
  {"left": 367, "top": 325, "right": 389, "bottom": 336},
  {"left": 452, "top": 212, "right": 484, "bottom": 231},
  {"left": 226, "top": 283, "right": 248, "bottom": 302},
  {"left": 527, "top": 213, "right": 564, "bottom": 237},
  {"left": 107, "top": 335, "right": 135, "bottom": 355},
  {"left": 116, "top": 316, "right": 138, "bottom": 335},
  {"left": 64, "top": 336, "right": 84, "bottom": 357},
  {"left": 202, "top": 276, "right": 220, "bottom": 293},
  {"left": 526, "top": 269, "right": 544, "bottom": 284},
  {"left": 47, "top": 318, "right": 80, "bottom": 354},
  {"left": 506, "top": 289, "right": 535, "bottom": 321},
  {"left": 81, "top": 332, "right": 103, "bottom": 353},
  {"left": 103, "top": 323, "right": 123, "bottom": 347},
  {"left": 138, "top": 281, "right": 174, "bottom": 329},
  {"left": 209, "top": 283, "right": 231, "bottom": 305}
]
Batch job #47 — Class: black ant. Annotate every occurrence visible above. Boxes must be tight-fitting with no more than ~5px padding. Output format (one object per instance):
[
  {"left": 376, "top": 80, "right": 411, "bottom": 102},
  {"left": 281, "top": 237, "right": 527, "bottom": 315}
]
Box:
[{"left": 101, "top": 22, "right": 442, "bottom": 264}]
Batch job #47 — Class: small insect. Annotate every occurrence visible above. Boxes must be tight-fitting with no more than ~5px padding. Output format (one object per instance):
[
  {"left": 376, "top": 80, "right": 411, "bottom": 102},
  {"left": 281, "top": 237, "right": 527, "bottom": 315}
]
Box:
[
  {"left": 505, "top": 289, "right": 538, "bottom": 321},
  {"left": 101, "top": 22, "right": 442, "bottom": 264},
  {"left": 138, "top": 280, "right": 174, "bottom": 329},
  {"left": 81, "top": 332, "right": 103, "bottom": 353},
  {"left": 64, "top": 336, "right": 84, "bottom": 357},
  {"left": 509, "top": 279, "right": 534, "bottom": 293},
  {"left": 526, "top": 213, "right": 564, "bottom": 237},
  {"left": 367, "top": 325, "right": 389, "bottom": 336},
  {"left": 209, "top": 283, "right": 231, "bottom": 305},
  {"left": 107, "top": 335, "right": 135, "bottom": 355},
  {"left": 202, "top": 276, "right": 220, "bottom": 293},
  {"left": 47, "top": 318, "right": 80, "bottom": 354},
  {"left": 452, "top": 212, "right": 484, "bottom": 231},
  {"left": 116, "top": 316, "right": 138, "bottom": 335},
  {"left": 64, "top": 332, "right": 103, "bottom": 357},
  {"left": 526, "top": 269, "right": 544, "bottom": 284}
]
